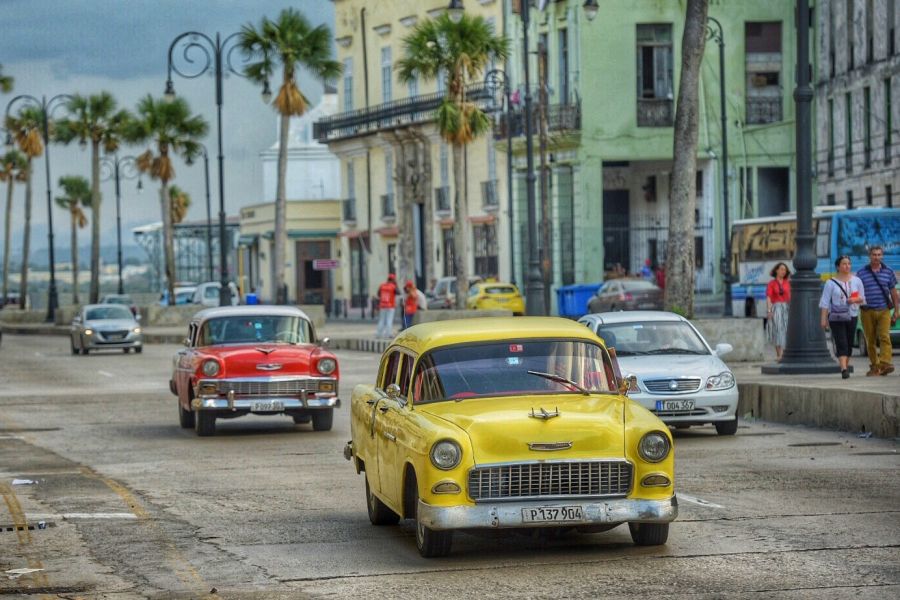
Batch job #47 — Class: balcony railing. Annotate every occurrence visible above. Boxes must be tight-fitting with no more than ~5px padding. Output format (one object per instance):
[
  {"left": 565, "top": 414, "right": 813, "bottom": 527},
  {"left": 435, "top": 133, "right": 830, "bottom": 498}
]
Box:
[
  {"left": 381, "top": 193, "right": 395, "bottom": 220},
  {"left": 493, "top": 102, "right": 582, "bottom": 139},
  {"left": 746, "top": 97, "right": 783, "bottom": 125},
  {"left": 481, "top": 179, "right": 498, "bottom": 210},
  {"left": 636, "top": 98, "right": 673, "bottom": 127},
  {"left": 343, "top": 198, "right": 357, "bottom": 223},
  {"left": 314, "top": 83, "right": 494, "bottom": 143},
  {"left": 434, "top": 186, "right": 451, "bottom": 214}
]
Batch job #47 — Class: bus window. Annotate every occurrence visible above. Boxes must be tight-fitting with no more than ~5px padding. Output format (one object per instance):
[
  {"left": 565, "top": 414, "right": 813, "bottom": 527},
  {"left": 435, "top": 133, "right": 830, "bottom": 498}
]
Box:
[
  {"left": 815, "top": 217, "right": 831, "bottom": 258},
  {"left": 837, "top": 212, "right": 900, "bottom": 262}
]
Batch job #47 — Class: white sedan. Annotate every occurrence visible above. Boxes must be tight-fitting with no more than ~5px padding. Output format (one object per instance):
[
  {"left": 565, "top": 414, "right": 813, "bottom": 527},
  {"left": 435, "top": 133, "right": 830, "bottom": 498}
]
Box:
[{"left": 578, "top": 311, "right": 739, "bottom": 435}]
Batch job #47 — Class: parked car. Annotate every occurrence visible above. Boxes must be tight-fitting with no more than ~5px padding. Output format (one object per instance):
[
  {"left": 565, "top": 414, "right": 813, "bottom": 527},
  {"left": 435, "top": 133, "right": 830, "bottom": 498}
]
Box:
[
  {"left": 578, "top": 310, "right": 738, "bottom": 435},
  {"left": 426, "top": 276, "right": 483, "bottom": 309},
  {"left": 159, "top": 285, "right": 197, "bottom": 306},
  {"left": 71, "top": 303, "right": 143, "bottom": 355},
  {"left": 191, "top": 281, "right": 240, "bottom": 307},
  {"left": 169, "top": 305, "right": 340, "bottom": 436},
  {"left": 2, "top": 291, "right": 29, "bottom": 309},
  {"left": 854, "top": 283, "right": 900, "bottom": 355},
  {"left": 587, "top": 279, "right": 663, "bottom": 313},
  {"left": 345, "top": 317, "right": 677, "bottom": 557},
  {"left": 465, "top": 281, "right": 525, "bottom": 315},
  {"left": 99, "top": 293, "right": 138, "bottom": 316}
]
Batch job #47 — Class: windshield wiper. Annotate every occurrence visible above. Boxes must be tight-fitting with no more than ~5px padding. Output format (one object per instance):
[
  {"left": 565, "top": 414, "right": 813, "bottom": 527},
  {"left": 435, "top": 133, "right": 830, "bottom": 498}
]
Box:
[
  {"left": 614, "top": 350, "right": 649, "bottom": 356},
  {"left": 644, "top": 348, "right": 708, "bottom": 355},
  {"left": 527, "top": 370, "right": 590, "bottom": 395}
]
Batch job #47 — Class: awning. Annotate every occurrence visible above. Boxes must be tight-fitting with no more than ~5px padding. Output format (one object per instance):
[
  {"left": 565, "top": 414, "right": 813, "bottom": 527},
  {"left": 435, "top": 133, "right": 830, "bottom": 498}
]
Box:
[
  {"left": 468, "top": 214, "right": 496, "bottom": 224},
  {"left": 237, "top": 234, "right": 259, "bottom": 245},
  {"left": 439, "top": 218, "right": 455, "bottom": 229},
  {"left": 375, "top": 226, "right": 399, "bottom": 237},
  {"left": 338, "top": 229, "right": 370, "bottom": 239},
  {"left": 261, "top": 230, "right": 340, "bottom": 241}
]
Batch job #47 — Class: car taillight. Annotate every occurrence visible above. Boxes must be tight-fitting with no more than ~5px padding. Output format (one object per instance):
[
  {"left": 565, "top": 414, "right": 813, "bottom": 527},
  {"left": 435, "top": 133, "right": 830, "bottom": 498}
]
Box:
[{"left": 622, "top": 293, "right": 634, "bottom": 301}]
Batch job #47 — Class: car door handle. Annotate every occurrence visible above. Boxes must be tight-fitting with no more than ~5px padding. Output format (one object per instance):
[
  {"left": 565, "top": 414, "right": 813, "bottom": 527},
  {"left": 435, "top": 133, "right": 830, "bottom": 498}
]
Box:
[
  {"left": 379, "top": 406, "right": 389, "bottom": 413},
  {"left": 383, "top": 432, "right": 396, "bottom": 442}
]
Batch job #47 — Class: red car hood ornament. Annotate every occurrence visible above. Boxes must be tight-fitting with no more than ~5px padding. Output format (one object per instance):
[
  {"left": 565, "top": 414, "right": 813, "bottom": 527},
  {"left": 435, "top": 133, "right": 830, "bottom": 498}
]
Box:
[{"left": 255, "top": 347, "right": 277, "bottom": 355}]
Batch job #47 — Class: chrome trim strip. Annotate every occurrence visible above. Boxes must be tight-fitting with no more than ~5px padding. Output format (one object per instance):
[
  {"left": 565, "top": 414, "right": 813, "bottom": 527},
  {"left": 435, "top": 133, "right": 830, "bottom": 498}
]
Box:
[
  {"left": 194, "top": 396, "right": 340, "bottom": 410},
  {"left": 470, "top": 458, "right": 632, "bottom": 470},
  {"left": 467, "top": 459, "right": 634, "bottom": 502}
]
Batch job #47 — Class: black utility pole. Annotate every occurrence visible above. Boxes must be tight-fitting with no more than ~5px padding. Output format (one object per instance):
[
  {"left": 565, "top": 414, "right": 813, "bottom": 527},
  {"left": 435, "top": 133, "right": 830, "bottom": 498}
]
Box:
[
  {"left": 100, "top": 154, "right": 140, "bottom": 295},
  {"left": 762, "top": 0, "right": 835, "bottom": 374},
  {"left": 5, "top": 93, "right": 71, "bottom": 322},
  {"left": 484, "top": 68, "right": 515, "bottom": 285},
  {"left": 707, "top": 17, "right": 733, "bottom": 317}
]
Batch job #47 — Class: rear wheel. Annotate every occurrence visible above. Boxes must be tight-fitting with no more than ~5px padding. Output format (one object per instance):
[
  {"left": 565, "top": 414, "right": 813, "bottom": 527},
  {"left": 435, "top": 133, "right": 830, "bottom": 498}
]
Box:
[
  {"left": 715, "top": 416, "right": 738, "bottom": 436},
  {"left": 629, "top": 522, "right": 669, "bottom": 546},
  {"left": 194, "top": 410, "right": 216, "bottom": 436},
  {"left": 412, "top": 477, "right": 453, "bottom": 557},
  {"left": 311, "top": 408, "right": 333, "bottom": 431},
  {"left": 366, "top": 477, "right": 400, "bottom": 525}
]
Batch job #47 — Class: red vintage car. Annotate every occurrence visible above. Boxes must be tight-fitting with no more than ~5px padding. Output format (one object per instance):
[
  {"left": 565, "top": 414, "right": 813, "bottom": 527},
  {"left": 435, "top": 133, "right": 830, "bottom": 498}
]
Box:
[{"left": 170, "top": 306, "right": 340, "bottom": 436}]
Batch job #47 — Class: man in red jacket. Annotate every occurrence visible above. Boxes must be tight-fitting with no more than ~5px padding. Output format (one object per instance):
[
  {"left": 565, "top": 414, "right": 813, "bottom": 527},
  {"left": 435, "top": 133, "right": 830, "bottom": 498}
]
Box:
[{"left": 376, "top": 274, "right": 398, "bottom": 339}]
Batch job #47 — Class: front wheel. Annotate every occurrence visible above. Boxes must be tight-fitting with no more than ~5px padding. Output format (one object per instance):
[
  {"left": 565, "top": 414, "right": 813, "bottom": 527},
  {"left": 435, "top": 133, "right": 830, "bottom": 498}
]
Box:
[
  {"left": 629, "top": 522, "right": 669, "bottom": 546},
  {"left": 715, "top": 416, "right": 738, "bottom": 436},
  {"left": 134, "top": 346, "right": 143, "bottom": 354},
  {"left": 123, "top": 348, "right": 130, "bottom": 354},
  {"left": 70, "top": 338, "right": 78, "bottom": 355},
  {"left": 178, "top": 397, "right": 195, "bottom": 429},
  {"left": 311, "top": 408, "right": 333, "bottom": 431},
  {"left": 292, "top": 414, "right": 311, "bottom": 424},
  {"left": 414, "top": 481, "right": 452, "bottom": 557},
  {"left": 194, "top": 410, "right": 216, "bottom": 436},
  {"left": 366, "top": 477, "right": 400, "bottom": 525}
]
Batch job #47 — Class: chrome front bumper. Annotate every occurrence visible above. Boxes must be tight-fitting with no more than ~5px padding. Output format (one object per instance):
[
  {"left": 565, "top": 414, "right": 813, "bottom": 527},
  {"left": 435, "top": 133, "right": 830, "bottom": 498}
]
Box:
[
  {"left": 417, "top": 495, "right": 678, "bottom": 531},
  {"left": 192, "top": 395, "right": 340, "bottom": 411}
]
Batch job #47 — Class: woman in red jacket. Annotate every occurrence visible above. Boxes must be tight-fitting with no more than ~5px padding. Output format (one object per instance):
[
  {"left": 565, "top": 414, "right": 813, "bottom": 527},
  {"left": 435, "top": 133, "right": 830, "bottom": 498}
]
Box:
[{"left": 766, "top": 262, "right": 791, "bottom": 361}]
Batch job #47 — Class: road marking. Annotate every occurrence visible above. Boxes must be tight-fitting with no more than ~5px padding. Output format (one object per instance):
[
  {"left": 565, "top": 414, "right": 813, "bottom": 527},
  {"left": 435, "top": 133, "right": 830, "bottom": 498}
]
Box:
[
  {"left": 97, "top": 370, "right": 115, "bottom": 378},
  {"left": 0, "top": 483, "right": 50, "bottom": 587},
  {"left": 27, "top": 512, "right": 138, "bottom": 520},
  {"left": 678, "top": 493, "right": 724, "bottom": 509}
]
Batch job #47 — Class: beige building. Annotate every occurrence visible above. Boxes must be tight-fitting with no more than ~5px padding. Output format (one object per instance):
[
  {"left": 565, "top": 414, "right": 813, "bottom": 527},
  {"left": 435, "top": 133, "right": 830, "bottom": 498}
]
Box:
[{"left": 315, "top": 0, "right": 507, "bottom": 314}]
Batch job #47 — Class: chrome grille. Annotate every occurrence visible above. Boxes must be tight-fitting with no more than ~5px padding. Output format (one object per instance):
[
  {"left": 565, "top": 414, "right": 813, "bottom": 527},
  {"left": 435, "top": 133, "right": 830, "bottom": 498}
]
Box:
[
  {"left": 98, "top": 330, "right": 129, "bottom": 342},
  {"left": 468, "top": 461, "right": 632, "bottom": 502},
  {"left": 654, "top": 408, "right": 707, "bottom": 417},
  {"left": 214, "top": 379, "right": 322, "bottom": 396},
  {"left": 643, "top": 377, "right": 702, "bottom": 394}
]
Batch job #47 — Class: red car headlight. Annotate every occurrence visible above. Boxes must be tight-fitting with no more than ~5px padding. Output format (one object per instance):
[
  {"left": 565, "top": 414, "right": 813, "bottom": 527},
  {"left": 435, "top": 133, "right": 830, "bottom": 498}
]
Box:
[
  {"left": 317, "top": 357, "right": 337, "bottom": 375},
  {"left": 201, "top": 359, "right": 221, "bottom": 377}
]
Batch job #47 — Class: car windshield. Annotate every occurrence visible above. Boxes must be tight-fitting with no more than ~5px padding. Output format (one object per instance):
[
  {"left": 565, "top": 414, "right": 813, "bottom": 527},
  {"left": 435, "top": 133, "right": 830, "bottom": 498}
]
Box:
[
  {"left": 197, "top": 315, "right": 312, "bottom": 345},
  {"left": 621, "top": 280, "right": 658, "bottom": 291},
  {"left": 175, "top": 291, "right": 194, "bottom": 303},
  {"left": 204, "top": 286, "right": 219, "bottom": 299},
  {"left": 102, "top": 296, "right": 131, "bottom": 305},
  {"left": 86, "top": 306, "right": 134, "bottom": 321},
  {"left": 596, "top": 321, "right": 709, "bottom": 356},
  {"left": 412, "top": 339, "right": 617, "bottom": 403}
]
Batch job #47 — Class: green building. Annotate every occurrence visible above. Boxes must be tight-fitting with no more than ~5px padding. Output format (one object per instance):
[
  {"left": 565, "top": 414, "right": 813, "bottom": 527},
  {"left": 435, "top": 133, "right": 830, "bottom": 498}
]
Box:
[{"left": 500, "top": 0, "right": 798, "bottom": 308}]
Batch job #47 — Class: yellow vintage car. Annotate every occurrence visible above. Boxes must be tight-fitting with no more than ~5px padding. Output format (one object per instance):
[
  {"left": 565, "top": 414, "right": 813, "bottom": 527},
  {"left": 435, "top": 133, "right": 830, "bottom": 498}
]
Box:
[
  {"left": 465, "top": 282, "right": 526, "bottom": 315},
  {"left": 344, "top": 317, "right": 677, "bottom": 557}
]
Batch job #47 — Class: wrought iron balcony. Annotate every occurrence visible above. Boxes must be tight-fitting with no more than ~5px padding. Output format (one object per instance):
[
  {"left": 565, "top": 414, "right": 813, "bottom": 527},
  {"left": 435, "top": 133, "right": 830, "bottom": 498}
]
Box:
[
  {"left": 636, "top": 98, "right": 673, "bottom": 127},
  {"left": 343, "top": 198, "right": 357, "bottom": 223},
  {"left": 481, "top": 179, "right": 498, "bottom": 211},
  {"left": 493, "top": 102, "right": 581, "bottom": 139},
  {"left": 746, "top": 97, "right": 782, "bottom": 125},
  {"left": 314, "top": 83, "right": 494, "bottom": 143},
  {"left": 381, "top": 193, "right": 395, "bottom": 220},
  {"left": 434, "top": 186, "right": 451, "bottom": 214}
]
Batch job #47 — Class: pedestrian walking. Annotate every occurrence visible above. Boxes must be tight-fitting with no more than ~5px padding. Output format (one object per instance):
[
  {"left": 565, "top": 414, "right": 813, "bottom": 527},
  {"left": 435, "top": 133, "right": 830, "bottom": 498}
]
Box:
[
  {"left": 819, "top": 255, "right": 866, "bottom": 379},
  {"left": 654, "top": 263, "right": 666, "bottom": 290},
  {"left": 376, "top": 274, "right": 398, "bottom": 339},
  {"left": 856, "top": 245, "right": 899, "bottom": 376},
  {"left": 640, "top": 258, "right": 653, "bottom": 280},
  {"left": 765, "top": 262, "right": 791, "bottom": 362},
  {"left": 402, "top": 280, "right": 426, "bottom": 330}
]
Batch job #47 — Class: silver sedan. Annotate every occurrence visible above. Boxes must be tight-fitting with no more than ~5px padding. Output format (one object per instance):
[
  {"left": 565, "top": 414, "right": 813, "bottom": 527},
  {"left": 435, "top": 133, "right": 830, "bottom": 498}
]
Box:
[{"left": 71, "top": 304, "right": 144, "bottom": 355}]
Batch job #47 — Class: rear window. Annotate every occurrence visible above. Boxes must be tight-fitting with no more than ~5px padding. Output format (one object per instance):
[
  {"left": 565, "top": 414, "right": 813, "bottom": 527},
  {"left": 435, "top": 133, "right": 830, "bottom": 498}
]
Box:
[
  {"left": 485, "top": 285, "right": 516, "bottom": 294},
  {"left": 622, "top": 280, "right": 658, "bottom": 291}
]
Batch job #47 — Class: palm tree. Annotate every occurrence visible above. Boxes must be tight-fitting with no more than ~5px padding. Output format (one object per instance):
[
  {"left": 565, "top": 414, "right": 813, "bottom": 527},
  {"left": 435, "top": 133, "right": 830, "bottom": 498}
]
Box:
[
  {"left": 55, "top": 92, "right": 133, "bottom": 303},
  {"left": 55, "top": 175, "right": 91, "bottom": 305},
  {"left": 397, "top": 13, "right": 508, "bottom": 308},
  {"left": 168, "top": 185, "right": 191, "bottom": 224},
  {"left": 0, "top": 64, "right": 13, "bottom": 93},
  {"left": 0, "top": 150, "right": 28, "bottom": 304},
  {"left": 4, "top": 107, "right": 44, "bottom": 309},
  {"left": 125, "top": 95, "right": 207, "bottom": 305},
  {"left": 240, "top": 8, "right": 341, "bottom": 304}
]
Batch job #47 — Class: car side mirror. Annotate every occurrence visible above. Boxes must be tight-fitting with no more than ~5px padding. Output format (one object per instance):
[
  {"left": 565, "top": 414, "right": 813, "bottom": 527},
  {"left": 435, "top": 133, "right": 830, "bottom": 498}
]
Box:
[
  {"left": 618, "top": 374, "right": 637, "bottom": 396},
  {"left": 385, "top": 383, "right": 401, "bottom": 399},
  {"left": 183, "top": 337, "right": 191, "bottom": 347},
  {"left": 319, "top": 336, "right": 331, "bottom": 348},
  {"left": 714, "top": 343, "right": 733, "bottom": 357}
]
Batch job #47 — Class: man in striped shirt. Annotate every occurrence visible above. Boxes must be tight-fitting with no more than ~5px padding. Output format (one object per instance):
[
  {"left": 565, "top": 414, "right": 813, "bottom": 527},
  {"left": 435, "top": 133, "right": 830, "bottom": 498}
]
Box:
[{"left": 856, "top": 245, "right": 899, "bottom": 376}]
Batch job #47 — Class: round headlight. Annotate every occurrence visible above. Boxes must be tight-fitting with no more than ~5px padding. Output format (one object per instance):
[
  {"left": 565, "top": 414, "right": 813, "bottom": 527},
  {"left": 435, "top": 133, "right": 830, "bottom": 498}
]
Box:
[
  {"left": 133, "top": 327, "right": 142, "bottom": 334},
  {"left": 430, "top": 440, "right": 462, "bottom": 470},
  {"left": 201, "top": 359, "right": 220, "bottom": 377},
  {"left": 317, "top": 357, "right": 337, "bottom": 375},
  {"left": 638, "top": 431, "right": 671, "bottom": 463}
]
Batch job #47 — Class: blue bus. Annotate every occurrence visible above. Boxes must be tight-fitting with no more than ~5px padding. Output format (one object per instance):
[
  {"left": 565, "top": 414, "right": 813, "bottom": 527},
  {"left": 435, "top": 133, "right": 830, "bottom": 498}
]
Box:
[{"left": 730, "top": 207, "right": 900, "bottom": 317}]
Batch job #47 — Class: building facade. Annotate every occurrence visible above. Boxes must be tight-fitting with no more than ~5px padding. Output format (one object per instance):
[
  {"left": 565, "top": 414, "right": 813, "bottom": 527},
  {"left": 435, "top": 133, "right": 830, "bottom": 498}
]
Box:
[
  {"left": 815, "top": 0, "right": 899, "bottom": 209},
  {"left": 315, "top": 0, "right": 507, "bottom": 313}
]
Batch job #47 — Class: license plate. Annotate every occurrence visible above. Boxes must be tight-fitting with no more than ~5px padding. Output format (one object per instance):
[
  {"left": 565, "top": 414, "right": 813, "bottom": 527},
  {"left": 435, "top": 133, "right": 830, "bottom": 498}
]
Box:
[
  {"left": 656, "top": 399, "right": 695, "bottom": 411},
  {"left": 521, "top": 505, "right": 584, "bottom": 523},
  {"left": 251, "top": 400, "right": 284, "bottom": 412}
]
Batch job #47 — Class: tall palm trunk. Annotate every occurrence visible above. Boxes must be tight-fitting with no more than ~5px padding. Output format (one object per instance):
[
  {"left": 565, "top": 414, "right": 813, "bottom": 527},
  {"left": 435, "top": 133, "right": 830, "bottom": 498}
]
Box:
[
  {"left": 394, "top": 137, "right": 414, "bottom": 286},
  {"left": 2, "top": 176, "right": 14, "bottom": 303},
  {"left": 273, "top": 111, "right": 290, "bottom": 304},
  {"left": 417, "top": 132, "right": 434, "bottom": 288},
  {"left": 160, "top": 180, "right": 176, "bottom": 306},
  {"left": 70, "top": 208, "right": 80, "bottom": 305},
  {"left": 452, "top": 142, "right": 469, "bottom": 308},
  {"left": 19, "top": 161, "right": 32, "bottom": 310},
  {"left": 664, "top": 0, "right": 708, "bottom": 317},
  {"left": 89, "top": 140, "right": 101, "bottom": 303}
]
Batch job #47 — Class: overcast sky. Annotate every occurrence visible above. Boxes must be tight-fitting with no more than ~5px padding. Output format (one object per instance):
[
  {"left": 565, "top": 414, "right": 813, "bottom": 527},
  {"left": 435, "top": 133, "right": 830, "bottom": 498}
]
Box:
[{"left": 1, "top": 0, "right": 333, "bottom": 256}]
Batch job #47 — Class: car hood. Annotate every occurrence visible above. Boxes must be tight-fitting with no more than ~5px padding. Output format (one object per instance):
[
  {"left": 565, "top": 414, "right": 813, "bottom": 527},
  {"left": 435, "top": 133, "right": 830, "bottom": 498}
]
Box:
[
  {"left": 202, "top": 344, "right": 317, "bottom": 377},
  {"left": 616, "top": 353, "right": 727, "bottom": 378},
  {"left": 84, "top": 318, "right": 137, "bottom": 331},
  {"left": 420, "top": 394, "right": 625, "bottom": 464}
]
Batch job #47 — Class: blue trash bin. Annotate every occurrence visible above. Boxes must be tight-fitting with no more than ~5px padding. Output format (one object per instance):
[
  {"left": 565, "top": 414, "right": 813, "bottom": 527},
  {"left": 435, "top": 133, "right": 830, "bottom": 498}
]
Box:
[{"left": 556, "top": 283, "right": 602, "bottom": 318}]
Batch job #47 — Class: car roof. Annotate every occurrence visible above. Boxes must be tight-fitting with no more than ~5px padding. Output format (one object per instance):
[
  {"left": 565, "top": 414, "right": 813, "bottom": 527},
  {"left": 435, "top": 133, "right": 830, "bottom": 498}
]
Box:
[
  {"left": 192, "top": 305, "right": 311, "bottom": 323},
  {"left": 391, "top": 317, "right": 603, "bottom": 355},
  {"left": 83, "top": 303, "right": 136, "bottom": 315},
  {"left": 579, "top": 310, "right": 687, "bottom": 325}
]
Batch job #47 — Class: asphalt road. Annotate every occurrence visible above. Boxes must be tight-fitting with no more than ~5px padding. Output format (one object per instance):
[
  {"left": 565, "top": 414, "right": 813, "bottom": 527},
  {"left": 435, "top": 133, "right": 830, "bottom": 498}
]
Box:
[{"left": 0, "top": 334, "right": 898, "bottom": 599}]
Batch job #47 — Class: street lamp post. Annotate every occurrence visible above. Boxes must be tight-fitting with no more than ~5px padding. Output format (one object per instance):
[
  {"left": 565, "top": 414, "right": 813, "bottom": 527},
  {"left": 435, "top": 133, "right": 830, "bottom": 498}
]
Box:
[
  {"left": 187, "top": 144, "right": 214, "bottom": 282},
  {"left": 484, "top": 68, "right": 516, "bottom": 285},
  {"left": 5, "top": 93, "right": 72, "bottom": 322},
  {"left": 761, "top": 0, "right": 835, "bottom": 375},
  {"left": 100, "top": 155, "right": 141, "bottom": 295},
  {"left": 706, "top": 16, "right": 733, "bottom": 317}
]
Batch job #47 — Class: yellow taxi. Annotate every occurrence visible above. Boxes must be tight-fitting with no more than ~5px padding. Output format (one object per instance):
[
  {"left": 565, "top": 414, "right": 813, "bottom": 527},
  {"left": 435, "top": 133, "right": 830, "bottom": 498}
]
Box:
[
  {"left": 345, "top": 317, "right": 677, "bottom": 557},
  {"left": 466, "top": 281, "right": 526, "bottom": 315}
]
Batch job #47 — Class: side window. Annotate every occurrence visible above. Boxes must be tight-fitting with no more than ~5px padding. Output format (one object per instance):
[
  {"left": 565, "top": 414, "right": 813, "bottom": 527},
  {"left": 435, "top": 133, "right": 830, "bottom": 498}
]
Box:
[
  {"left": 398, "top": 353, "right": 414, "bottom": 397},
  {"left": 412, "top": 355, "right": 441, "bottom": 403},
  {"left": 379, "top": 351, "right": 402, "bottom": 389},
  {"left": 188, "top": 323, "right": 197, "bottom": 347}
]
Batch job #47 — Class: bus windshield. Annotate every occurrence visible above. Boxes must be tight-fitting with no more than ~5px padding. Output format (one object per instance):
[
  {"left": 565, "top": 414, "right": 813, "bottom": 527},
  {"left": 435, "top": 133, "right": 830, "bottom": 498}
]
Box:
[{"left": 836, "top": 213, "right": 900, "bottom": 260}]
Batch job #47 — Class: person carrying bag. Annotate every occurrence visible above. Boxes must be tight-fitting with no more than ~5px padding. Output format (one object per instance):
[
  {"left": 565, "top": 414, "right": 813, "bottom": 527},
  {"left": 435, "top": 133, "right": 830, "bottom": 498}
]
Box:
[{"left": 818, "top": 255, "right": 866, "bottom": 379}]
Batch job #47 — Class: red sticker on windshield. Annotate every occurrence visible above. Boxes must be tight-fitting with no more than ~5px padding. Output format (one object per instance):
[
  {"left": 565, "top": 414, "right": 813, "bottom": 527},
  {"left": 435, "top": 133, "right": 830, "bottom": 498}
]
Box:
[{"left": 509, "top": 344, "right": 524, "bottom": 353}]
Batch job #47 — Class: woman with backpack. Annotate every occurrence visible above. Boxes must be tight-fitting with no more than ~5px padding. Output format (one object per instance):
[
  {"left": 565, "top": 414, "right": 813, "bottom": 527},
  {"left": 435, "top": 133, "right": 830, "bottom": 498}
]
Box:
[{"left": 819, "top": 255, "right": 866, "bottom": 379}]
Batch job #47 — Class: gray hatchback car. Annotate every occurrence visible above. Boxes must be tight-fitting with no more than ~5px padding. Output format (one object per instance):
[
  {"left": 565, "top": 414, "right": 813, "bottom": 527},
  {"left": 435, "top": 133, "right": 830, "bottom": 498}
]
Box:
[{"left": 71, "top": 304, "right": 143, "bottom": 355}]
